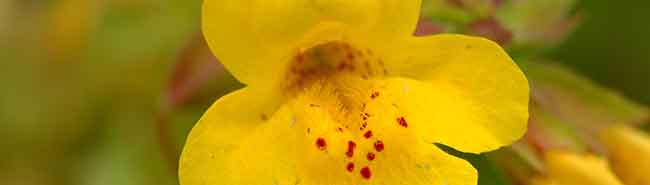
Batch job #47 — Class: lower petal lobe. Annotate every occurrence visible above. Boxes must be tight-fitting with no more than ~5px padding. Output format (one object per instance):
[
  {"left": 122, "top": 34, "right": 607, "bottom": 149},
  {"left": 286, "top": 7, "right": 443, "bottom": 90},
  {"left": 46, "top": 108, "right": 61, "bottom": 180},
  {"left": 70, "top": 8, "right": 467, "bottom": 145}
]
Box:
[
  {"left": 180, "top": 75, "right": 478, "bottom": 185},
  {"left": 381, "top": 34, "right": 529, "bottom": 154}
]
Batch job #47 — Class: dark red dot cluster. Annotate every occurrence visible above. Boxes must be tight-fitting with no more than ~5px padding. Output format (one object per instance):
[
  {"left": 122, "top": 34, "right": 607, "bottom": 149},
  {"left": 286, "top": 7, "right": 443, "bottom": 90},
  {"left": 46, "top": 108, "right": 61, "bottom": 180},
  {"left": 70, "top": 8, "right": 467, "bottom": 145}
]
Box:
[
  {"left": 370, "top": 91, "right": 380, "bottom": 99},
  {"left": 397, "top": 117, "right": 408, "bottom": 128},
  {"left": 309, "top": 90, "right": 411, "bottom": 181}
]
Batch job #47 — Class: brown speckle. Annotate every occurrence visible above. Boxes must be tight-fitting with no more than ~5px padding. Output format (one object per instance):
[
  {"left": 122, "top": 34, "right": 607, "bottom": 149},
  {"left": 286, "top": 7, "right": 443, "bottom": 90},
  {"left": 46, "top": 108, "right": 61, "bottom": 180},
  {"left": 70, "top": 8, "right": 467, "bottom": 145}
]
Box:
[
  {"left": 347, "top": 53, "right": 356, "bottom": 60},
  {"left": 363, "top": 131, "right": 373, "bottom": 139},
  {"left": 295, "top": 53, "right": 305, "bottom": 63},
  {"left": 371, "top": 92, "right": 380, "bottom": 99},
  {"left": 360, "top": 122, "right": 368, "bottom": 130},
  {"left": 337, "top": 63, "right": 347, "bottom": 71},
  {"left": 397, "top": 117, "right": 408, "bottom": 128}
]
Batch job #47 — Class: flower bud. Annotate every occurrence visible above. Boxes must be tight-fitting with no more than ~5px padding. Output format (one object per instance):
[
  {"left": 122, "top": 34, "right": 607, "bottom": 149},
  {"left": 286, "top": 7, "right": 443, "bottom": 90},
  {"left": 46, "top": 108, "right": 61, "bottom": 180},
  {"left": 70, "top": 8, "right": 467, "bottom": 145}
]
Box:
[
  {"left": 529, "top": 150, "right": 624, "bottom": 185},
  {"left": 601, "top": 125, "right": 650, "bottom": 185}
]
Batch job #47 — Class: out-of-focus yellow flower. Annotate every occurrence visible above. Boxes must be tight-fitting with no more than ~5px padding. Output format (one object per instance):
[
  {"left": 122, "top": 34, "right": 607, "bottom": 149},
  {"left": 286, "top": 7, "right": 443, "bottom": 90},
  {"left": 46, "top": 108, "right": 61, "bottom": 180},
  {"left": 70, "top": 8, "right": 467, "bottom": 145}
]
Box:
[
  {"left": 46, "top": 0, "right": 101, "bottom": 60},
  {"left": 601, "top": 125, "right": 650, "bottom": 185},
  {"left": 179, "top": 1, "right": 529, "bottom": 184},
  {"left": 529, "top": 150, "right": 624, "bottom": 185}
]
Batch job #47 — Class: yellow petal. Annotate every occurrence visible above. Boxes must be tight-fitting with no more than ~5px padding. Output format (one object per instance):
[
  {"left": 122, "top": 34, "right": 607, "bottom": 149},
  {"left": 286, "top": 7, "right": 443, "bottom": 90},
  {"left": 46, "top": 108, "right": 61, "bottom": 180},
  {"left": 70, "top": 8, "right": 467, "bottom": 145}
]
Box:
[
  {"left": 46, "top": 0, "right": 100, "bottom": 60},
  {"left": 542, "top": 150, "right": 624, "bottom": 185},
  {"left": 180, "top": 75, "right": 479, "bottom": 185},
  {"left": 601, "top": 125, "right": 650, "bottom": 185},
  {"left": 178, "top": 87, "right": 283, "bottom": 185},
  {"left": 202, "top": 0, "right": 421, "bottom": 85},
  {"left": 379, "top": 34, "right": 529, "bottom": 154}
]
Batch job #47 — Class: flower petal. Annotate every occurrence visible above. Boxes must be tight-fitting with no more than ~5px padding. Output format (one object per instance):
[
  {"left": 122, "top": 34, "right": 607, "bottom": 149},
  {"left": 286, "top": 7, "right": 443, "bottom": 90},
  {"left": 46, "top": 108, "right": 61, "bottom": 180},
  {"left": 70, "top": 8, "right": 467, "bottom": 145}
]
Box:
[
  {"left": 180, "top": 76, "right": 479, "bottom": 185},
  {"left": 380, "top": 34, "right": 529, "bottom": 154},
  {"left": 179, "top": 87, "right": 283, "bottom": 185},
  {"left": 542, "top": 151, "right": 624, "bottom": 185},
  {"left": 202, "top": 0, "right": 421, "bottom": 85},
  {"left": 600, "top": 125, "right": 650, "bottom": 185},
  {"left": 224, "top": 117, "right": 477, "bottom": 185}
]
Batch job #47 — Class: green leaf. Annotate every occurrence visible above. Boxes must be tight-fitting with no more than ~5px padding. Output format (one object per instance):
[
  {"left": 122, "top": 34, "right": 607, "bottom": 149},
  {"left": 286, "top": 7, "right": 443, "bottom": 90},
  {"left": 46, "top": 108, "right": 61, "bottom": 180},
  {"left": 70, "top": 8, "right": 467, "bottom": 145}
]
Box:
[{"left": 437, "top": 144, "right": 514, "bottom": 185}]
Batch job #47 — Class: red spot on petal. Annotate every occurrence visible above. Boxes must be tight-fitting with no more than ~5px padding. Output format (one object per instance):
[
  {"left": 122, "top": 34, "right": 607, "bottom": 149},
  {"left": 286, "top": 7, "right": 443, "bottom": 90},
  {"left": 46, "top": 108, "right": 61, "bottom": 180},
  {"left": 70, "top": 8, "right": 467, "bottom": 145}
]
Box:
[
  {"left": 346, "top": 141, "right": 357, "bottom": 158},
  {"left": 370, "top": 92, "right": 380, "bottom": 99},
  {"left": 315, "top": 137, "right": 327, "bottom": 150},
  {"left": 346, "top": 162, "right": 355, "bottom": 172},
  {"left": 337, "top": 127, "right": 343, "bottom": 132},
  {"left": 363, "top": 131, "right": 373, "bottom": 139},
  {"left": 360, "top": 166, "right": 372, "bottom": 179},
  {"left": 374, "top": 140, "right": 385, "bottom": 152},
  {"left": 366, "top": 153, "right": 375, "bottom": 161},
  {"left": 397, "top": 117, "right": 408, "bottom": 128}
]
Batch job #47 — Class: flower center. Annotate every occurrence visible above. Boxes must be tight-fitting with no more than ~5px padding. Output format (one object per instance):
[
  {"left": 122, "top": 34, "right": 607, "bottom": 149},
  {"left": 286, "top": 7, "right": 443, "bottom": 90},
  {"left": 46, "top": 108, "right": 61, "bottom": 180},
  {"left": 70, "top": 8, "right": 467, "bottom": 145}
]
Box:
[
  {"left": 280, "top": 41, "right": 417, "bottom": 182},
  {"left": 283, "top": 41, "right": 388, "bottom": 96}
]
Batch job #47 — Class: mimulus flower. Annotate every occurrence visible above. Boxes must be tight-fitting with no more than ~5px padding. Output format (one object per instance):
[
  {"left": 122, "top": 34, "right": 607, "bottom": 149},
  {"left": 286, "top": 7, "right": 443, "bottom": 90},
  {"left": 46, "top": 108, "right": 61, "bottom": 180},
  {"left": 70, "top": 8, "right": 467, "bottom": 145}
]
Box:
[
  {"left": 180, "top": 1, "right": 529, "bottom": 185},
  {"left": 528, "top": 150, "right": 623, "bottom": 185},
  {"left": 601, "top": 125, "right": 650, "bottom": 185}
]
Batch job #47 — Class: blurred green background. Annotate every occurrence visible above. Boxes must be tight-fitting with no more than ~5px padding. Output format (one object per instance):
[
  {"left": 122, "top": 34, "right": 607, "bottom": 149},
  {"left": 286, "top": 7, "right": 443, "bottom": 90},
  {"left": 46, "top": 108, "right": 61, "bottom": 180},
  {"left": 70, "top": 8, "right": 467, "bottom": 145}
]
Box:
[
  {"left": 550, "top": 0, "right": 650, "bottom": 105},
  {"left": 0, "top": 0, "right": 647, "bottom": 185}
]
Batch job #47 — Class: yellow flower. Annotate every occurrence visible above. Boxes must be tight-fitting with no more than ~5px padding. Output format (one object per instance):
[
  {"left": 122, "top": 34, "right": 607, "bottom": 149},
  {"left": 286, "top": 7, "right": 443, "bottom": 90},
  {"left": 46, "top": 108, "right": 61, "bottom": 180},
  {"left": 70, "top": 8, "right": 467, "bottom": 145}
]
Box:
[
  {"left": 46, "top": 0, "right": 100, "bottom": 61},
  {"left": 529, "top": 150, "right": 624, "bottom": 185},
  {"left": 601, "top": 125, "right": 650, "bottom": 185},
  {"left": 180, "top": 1, "right": 529, "bottom": 184}
]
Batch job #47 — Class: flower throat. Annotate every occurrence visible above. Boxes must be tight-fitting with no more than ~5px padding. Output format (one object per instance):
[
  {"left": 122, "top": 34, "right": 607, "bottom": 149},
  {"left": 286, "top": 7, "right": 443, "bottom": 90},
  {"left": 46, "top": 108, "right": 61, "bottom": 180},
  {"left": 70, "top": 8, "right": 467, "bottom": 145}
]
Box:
[{"left": 283, "top": 41, "right": 389, "bottom": 95}]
